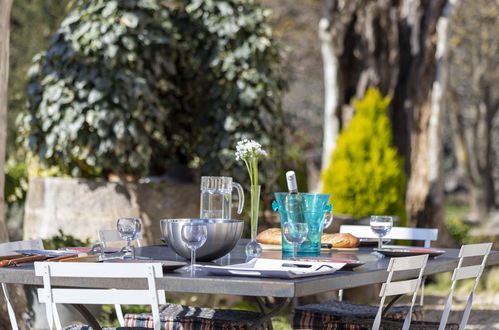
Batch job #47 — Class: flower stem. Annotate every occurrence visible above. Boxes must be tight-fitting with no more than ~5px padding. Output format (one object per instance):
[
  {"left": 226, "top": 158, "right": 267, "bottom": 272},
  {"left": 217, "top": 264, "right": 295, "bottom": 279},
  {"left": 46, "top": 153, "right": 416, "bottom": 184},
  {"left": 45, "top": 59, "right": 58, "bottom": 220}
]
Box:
[{"left": 250, "top": 184, "right": 261, "bottom": 241}]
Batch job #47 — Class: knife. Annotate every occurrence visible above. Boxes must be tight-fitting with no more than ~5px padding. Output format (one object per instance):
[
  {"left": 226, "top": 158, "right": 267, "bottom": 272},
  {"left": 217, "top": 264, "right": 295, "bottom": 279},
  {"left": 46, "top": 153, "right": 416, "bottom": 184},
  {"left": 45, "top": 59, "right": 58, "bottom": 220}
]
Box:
[
  {"left": 0, "top": 255, "right": 47, "bottom": 267},
  {"left": 46, "top": 254, "right": 79, "bottom": 262},
  {"left": 0, "top": 254, "right": 24, "bottom": 261},
  {"left": 59, "top": 254, "right": 100, "bottom": 263}
]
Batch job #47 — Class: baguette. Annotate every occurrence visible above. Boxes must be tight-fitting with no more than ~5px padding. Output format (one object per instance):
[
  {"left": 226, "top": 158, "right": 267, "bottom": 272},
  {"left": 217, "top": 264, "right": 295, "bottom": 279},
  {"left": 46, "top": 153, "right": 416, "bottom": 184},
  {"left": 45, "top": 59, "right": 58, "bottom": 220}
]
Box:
[{"left": 256, "top": 228, "right": 360, "bottom": 248}]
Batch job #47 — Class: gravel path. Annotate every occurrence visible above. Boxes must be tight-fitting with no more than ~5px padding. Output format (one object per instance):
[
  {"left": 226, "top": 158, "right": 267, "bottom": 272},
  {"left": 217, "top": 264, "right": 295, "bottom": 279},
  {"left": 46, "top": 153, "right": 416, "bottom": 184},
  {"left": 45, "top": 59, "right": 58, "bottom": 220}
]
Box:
[{"left": 422, "top": 294, "right": 499, "bottom": 329}]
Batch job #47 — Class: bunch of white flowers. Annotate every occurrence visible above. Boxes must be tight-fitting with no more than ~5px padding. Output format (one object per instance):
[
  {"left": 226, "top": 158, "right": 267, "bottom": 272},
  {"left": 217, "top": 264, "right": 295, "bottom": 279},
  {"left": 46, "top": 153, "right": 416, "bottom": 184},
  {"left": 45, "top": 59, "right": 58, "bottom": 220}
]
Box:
[
  {"left": 235, "top": 139, "right": 267, "bottom": 187},
  {"left": 235, "top": 139, "right": 268, "bottom": 161}
]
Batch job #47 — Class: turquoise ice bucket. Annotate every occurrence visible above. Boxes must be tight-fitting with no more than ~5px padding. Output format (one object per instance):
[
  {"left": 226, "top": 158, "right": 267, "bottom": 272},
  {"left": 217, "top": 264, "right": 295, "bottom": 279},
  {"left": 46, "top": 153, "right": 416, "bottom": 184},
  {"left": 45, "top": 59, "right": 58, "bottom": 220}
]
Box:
[{"left": 272, "top": 193, "right": 333, "bottom": 255}]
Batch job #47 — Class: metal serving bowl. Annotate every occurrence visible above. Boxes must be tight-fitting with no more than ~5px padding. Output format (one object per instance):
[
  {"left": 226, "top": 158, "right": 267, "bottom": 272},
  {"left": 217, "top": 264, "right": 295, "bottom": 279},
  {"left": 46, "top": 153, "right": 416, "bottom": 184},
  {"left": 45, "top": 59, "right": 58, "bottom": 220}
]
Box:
[{"left": 160, "top": 218, "right": 244, "bottom": 261}]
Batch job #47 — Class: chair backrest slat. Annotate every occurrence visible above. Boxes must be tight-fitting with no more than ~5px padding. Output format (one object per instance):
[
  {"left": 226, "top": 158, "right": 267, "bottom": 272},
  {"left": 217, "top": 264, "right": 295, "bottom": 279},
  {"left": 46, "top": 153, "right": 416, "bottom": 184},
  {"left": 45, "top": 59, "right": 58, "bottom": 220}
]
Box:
[
  {"left": 0, "top": 239, "right": 44, "bottom": 254},
  {"left": 37, "top": 288, "right": 166, "bottom": 305},
  {"left": 459, "top": 243, "right": 492, "bottom": 258},
  {"left": 340, "top": 225, "right": 438, "bottom": 247},
  {"left": 388, "top": 254, "right": 429, "bottom": 272},
  {"left": 452, "top": 265, "right": 483, "bottom": 281},
  {"left": 380, "top": 278, "right": 419, "bottom": 297},
  {"left": 34, "top": 262, "right": 157, "bottom": 278}
]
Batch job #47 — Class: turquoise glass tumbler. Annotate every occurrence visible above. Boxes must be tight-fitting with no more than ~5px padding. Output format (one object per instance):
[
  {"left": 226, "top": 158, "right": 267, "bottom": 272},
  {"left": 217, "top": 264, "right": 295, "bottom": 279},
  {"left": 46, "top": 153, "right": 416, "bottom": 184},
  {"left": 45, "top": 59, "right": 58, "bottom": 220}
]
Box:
[{"left": 272, "top": 193, "right": 333, "bottom": 255}]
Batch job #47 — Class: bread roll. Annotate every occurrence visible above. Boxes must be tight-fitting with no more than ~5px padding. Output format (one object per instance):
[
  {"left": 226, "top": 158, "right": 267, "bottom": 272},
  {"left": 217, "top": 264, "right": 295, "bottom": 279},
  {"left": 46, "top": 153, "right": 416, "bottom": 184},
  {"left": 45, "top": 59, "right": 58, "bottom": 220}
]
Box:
[
  {"left": 257, "top": 228, "right": 359, "bottom": 248},
  {"left": 322, "top": 233, "right": 360, "bottom": 248},
  {"left": 256, "top": 228, "right": 282, "bottom": 245}
]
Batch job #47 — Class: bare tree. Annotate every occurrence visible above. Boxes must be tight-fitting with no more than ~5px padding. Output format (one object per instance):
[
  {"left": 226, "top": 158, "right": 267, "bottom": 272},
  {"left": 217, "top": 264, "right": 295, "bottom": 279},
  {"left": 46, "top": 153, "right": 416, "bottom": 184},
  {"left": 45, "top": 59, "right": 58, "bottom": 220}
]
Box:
[
  {"left": 320, "top": 0, "right": 457, "bottom": 245},
  {"left": 447, "top": 0, "right": 499, "bottom": 223},
  {"left": 1, "top": 0, "right": 29, "bottom": 328}
]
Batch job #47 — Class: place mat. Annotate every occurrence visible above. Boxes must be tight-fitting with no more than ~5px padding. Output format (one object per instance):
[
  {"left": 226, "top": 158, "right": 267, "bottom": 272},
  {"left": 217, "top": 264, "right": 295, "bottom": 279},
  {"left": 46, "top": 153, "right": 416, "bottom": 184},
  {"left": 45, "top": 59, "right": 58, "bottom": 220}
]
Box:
[
  {"left": 374, "top": 247, "right": 446, "bottom": 258},
  {"left": 200, "top": 258, "right": 345, "bottom": 279},
  {"left": 59, "top": 247, "right": 121, "bottom": 253},
  {"left": 293, "top": 257, "right": 365, "bottom": 270},
  {"left": 15, "top": 249, "right": 77, "bottom": 257},
  {"left": 260, "top": 244, "right": 338, "bottom": 251},
  {"left": 104, "top": 259, "right": 186, "bottom": 271}
]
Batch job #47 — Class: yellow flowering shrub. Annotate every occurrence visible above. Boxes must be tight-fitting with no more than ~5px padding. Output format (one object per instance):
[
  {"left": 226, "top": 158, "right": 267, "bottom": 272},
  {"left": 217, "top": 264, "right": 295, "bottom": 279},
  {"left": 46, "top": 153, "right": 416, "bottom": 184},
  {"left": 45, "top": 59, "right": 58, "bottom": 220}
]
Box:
[{"left": 321, "top": 88, "right": 407, "bottom": 221}]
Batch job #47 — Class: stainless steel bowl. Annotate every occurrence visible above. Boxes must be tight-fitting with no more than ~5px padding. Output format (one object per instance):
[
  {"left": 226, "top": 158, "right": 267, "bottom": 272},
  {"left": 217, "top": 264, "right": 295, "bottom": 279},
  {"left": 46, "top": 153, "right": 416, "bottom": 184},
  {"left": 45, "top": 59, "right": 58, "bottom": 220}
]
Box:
[{"left": 160, "top": 218, "right": 244, "bottom": 261}]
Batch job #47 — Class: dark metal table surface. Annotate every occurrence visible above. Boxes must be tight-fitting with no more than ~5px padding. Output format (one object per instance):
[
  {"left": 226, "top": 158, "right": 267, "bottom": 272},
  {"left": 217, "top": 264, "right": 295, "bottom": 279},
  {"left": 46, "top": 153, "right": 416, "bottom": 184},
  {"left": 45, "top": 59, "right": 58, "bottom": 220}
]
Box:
[{"left": 0, "top": 240, "right": 498, "bottom": 298}]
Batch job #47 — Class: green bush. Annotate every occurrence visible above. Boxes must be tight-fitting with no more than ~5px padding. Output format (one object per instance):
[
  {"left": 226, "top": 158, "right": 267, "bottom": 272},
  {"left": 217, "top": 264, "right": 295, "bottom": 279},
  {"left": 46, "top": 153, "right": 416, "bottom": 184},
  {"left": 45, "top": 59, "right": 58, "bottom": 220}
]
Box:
[
  {"left": 19, "top": 0, "right": 286, "bottom": 180},
  {"left": 321, "top": 88, "right": 407, "bottom": 221},
  {"left": 42, "top": 229, "right": 92, "bottom": 250},
  {"left": 4, "top": 160, "right": 28, "bottom": 204}
]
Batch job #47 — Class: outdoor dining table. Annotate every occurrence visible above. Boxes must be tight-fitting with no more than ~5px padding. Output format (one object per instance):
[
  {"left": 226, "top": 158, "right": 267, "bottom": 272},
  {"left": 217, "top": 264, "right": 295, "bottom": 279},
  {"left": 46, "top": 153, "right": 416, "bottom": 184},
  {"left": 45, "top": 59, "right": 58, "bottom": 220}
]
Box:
[{"left": 0, "top": 239, "right": 498, "bottom": 329}]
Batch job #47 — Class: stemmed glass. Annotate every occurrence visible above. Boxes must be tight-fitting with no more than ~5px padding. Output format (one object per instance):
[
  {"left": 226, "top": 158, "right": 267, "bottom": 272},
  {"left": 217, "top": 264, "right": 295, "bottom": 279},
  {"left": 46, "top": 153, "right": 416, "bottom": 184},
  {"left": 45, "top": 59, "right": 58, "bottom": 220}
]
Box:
[
  {"left": 117, "top": 217, "right": 142, "bottom": 259},
  {"left": 370, "top": 215, "right": 393, "bottom": 252},
  {"left": 283, "top": 222, "right": 309, "bottom": 259},
  {"left": 181, "top": 222, "right": 208, "bottom": 276}
]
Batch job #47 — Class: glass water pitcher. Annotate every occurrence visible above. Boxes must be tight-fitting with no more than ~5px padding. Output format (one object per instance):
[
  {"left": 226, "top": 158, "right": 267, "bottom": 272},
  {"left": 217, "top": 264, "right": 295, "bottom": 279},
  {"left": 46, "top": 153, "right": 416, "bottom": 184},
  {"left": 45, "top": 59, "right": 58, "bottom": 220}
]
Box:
[{"left": 200, "top": 176, "right": 244, "bottom": 219}]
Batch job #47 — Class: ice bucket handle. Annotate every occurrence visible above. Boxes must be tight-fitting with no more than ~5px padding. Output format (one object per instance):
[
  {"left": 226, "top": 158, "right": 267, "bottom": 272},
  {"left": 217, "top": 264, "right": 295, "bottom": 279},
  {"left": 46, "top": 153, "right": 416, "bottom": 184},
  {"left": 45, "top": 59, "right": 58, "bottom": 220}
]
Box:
[
  {"left": 323, "top": 203, "right": 333, "bottom": 229},
  {"left": 272, "top": 200, "right": 279, "bottom": 212}
]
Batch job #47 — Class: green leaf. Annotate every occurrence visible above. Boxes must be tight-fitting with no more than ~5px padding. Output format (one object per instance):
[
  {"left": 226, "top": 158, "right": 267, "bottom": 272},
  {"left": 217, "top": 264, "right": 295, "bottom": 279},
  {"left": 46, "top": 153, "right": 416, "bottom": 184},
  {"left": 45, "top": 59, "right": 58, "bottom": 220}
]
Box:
[
  {"left": 121, "top": 12, "right": 139, "bottom": 28},
  {"left": 102, "top": 1, "right": 118, "bottom": 18},
  {"left": 88, "top": 89, "right": 104, "bottom": 103}
]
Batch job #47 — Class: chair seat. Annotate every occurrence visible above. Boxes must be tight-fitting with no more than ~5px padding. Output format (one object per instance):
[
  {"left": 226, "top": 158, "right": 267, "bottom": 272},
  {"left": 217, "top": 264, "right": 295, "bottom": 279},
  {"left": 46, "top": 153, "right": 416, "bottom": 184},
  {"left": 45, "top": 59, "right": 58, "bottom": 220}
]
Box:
[
  {"left": 295, "top": 299, "right": 423, "bottom": 319},
  {"left": 293, "top": 315, "right": 459, "bottom": 330},
  {"left": 293, "top": 300, "right": 461, "bottom": 330},
  {"left": 62, "top": 325, "right": 150, "bottom": 330},
  {"left": 124, "top": 303, "right": 269, "bottom": 329}
]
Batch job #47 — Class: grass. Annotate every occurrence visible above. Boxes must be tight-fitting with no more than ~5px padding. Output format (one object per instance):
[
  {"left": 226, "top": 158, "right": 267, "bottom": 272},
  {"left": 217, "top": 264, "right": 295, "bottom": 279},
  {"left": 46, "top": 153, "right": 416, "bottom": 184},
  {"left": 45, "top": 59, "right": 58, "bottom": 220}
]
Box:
[{"left": 426, "top": 202, "right": 499, "bottom": 296}]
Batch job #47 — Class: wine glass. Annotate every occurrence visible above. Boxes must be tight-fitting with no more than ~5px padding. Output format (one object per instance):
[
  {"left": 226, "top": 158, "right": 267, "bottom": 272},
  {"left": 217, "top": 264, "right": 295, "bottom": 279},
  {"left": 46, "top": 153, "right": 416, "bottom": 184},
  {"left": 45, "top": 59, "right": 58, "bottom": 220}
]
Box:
[
  {"left": 370, "top": 215, "right": 393, "bottom": 251},
  {"left": 181, "top": 222, "right": 208, "bottom": 276},
  {"left": 117, "top": 217, "right": 142, "bottom": 259},
  {"left": 283, "top": 222, "right": 309, "bottom": 259}
]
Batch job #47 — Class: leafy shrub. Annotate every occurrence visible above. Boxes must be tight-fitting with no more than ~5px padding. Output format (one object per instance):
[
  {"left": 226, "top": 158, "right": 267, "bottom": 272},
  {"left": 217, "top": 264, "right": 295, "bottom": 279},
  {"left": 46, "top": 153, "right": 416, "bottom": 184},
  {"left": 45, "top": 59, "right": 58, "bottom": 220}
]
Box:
[
  {"left": 321, "top": 88, "right": 407, "bottom": 221},
  {"left": 42, "top": 229, "right": 92, "bottom": 250},
  {"left": 19, "top": 0, "right": 286, "bottom": 179},
  {"left": 4, "top": 160, "right": 28, "bottom": 203}
]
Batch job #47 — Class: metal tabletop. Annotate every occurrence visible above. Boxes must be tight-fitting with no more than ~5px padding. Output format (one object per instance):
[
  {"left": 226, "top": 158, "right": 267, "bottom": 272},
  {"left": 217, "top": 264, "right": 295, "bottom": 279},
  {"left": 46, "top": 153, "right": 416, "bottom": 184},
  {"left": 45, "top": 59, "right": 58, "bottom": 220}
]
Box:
[{"left": 0, "top": 240, "right": 498, "bottom": 299}]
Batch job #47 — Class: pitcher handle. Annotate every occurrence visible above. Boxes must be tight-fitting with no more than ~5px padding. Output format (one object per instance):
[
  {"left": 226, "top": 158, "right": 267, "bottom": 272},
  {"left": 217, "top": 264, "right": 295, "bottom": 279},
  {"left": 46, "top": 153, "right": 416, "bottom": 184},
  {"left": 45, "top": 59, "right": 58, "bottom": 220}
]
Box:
[
  {"left": 233, "top": 182, "right": 245, "bottom": 215},
  {"left": 323, "top": 204, "right": 333, "bottom": 229},
  {"left": 272, "top": 200, "right": 279, "bottom": 211}
]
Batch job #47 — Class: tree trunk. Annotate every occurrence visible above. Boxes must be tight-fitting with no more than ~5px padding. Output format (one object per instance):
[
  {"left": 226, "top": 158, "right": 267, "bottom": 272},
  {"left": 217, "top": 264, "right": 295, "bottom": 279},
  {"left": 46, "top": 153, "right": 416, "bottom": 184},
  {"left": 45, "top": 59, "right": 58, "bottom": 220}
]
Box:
[
  {"left": 1, "top": 1, "right": 29, "bottom": 328},
  {"left": 321, "top": 0, "right": 457, "bottom": 246},
  {"left": 464, "top": 101, "right": 497, "bottom": 222},
  {"left": 319, "top": 17, "right": 340, "bottom": 173},
  {"left": 446, "top": 0, "right": 499, "bottom": 223}
]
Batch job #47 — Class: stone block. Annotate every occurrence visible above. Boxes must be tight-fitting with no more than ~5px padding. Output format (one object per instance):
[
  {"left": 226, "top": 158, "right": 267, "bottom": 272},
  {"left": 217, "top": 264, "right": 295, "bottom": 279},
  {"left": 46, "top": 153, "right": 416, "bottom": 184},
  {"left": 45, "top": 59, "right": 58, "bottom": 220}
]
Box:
[{"left": 23, "top": 177, "right": 200, "bottom": 245}]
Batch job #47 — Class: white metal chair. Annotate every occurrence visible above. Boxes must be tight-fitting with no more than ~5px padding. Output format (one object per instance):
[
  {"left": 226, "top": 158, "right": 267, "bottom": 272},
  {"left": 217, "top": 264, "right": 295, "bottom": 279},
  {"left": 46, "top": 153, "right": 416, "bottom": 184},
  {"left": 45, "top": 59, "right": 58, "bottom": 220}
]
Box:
[
  {"left": 97, "top": 229, "right": 142, "bottom": 326},
  {"left": 294, "top": 254, "right": 439, "bottom": 329},
  {"left": 98, "top": 229, "right": 142, "bottom": 248},
  {"left": 35, "top": 262, "right": 165, "bottom": 330},
  {"left": 339, "top": 225, "right": 438, "bottom": 247},
  {"left": 0, "top": 239, "right": 44, "bottom": 330},
  {"left": 372, "top": 254, "right": 429, "bottom": 330},
  {"left": 339, "top": 224, "right": 438, "bottom": 304},
  {"left": 438, "top": 242, "right": 493, "bottom": 330}
]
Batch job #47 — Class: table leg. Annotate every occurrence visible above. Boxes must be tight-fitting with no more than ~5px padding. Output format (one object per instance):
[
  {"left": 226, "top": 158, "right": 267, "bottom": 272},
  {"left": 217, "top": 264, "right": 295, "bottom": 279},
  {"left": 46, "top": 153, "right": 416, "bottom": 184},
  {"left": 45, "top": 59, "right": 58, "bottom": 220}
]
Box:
[
  {"left": 252, "top": 297, "right": 292, "bottom": 330},
  {"left": 72, "top": 304, "right": 102, "bottom": 330}
]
